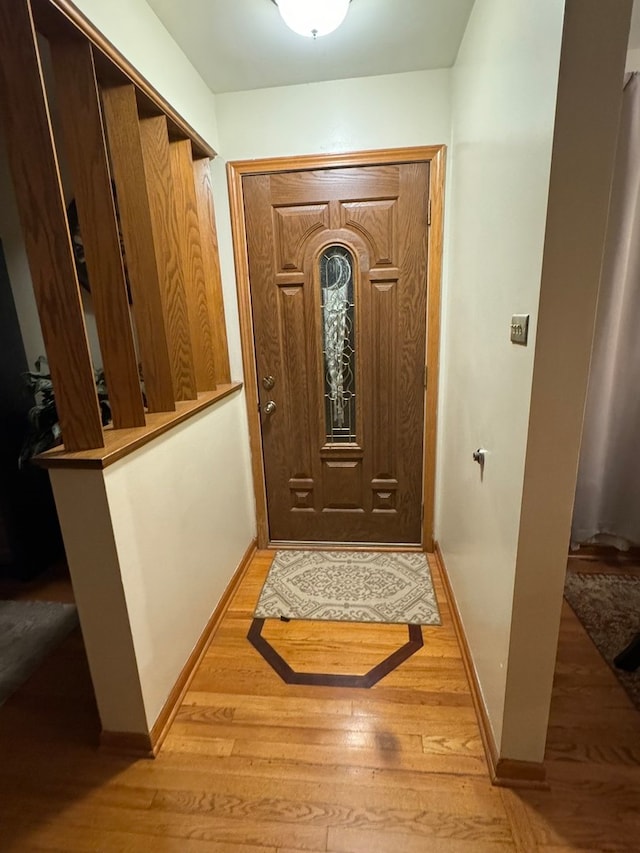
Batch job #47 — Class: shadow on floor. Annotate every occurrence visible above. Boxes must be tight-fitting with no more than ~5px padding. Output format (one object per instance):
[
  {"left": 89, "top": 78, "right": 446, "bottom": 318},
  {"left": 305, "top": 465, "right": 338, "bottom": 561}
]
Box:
[{"left": 0, "top": 628, "right": 141, "bottom": 850}]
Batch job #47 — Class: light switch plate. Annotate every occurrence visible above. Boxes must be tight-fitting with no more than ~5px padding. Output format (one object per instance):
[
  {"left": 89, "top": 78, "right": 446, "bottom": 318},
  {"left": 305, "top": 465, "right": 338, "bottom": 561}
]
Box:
[{"left": 510, "top": 314, "right": 529, "bottom": 345}]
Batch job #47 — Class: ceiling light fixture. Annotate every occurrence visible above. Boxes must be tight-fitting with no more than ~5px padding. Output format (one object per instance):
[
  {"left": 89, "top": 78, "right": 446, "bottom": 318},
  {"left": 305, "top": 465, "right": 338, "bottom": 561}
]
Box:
[{"left": 272, "top": 0, "right": 351, "bottom": 39}]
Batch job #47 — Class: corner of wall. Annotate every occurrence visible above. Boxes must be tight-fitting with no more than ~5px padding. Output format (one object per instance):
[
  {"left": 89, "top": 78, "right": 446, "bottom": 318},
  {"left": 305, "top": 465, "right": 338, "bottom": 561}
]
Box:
[
  {"left": 49, "top": 467, "right": 148, "bottom": 734},
  {"left": 436, "top": 0, "right": 567, "bottom": 758},
  {"left": 501, "top": 0, "right": 633, "bottom": 763}
]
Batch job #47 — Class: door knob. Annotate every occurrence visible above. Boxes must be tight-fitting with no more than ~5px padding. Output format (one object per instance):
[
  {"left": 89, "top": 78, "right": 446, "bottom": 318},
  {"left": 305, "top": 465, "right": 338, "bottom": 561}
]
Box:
[
  {"left": 263, "top": 400, "right": 277, "bottom": 415},
  {"left": 262, "top": 375, "right": 275, "bottom": 390}
]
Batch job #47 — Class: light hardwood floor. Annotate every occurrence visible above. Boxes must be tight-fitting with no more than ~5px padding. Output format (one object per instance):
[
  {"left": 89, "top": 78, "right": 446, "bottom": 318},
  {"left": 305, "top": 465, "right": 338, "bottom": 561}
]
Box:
[{"left": 0, "top": 550, "right": 638, "bottom": 851}]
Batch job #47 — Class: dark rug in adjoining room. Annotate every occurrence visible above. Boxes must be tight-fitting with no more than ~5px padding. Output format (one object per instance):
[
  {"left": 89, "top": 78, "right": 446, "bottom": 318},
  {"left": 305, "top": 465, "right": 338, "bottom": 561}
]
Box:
[
  {"left": 0, "top": 599, "right": 79, "bottom": 705},
  {"left": 564, "top": 572, "right": 640, "bottom": 711}
]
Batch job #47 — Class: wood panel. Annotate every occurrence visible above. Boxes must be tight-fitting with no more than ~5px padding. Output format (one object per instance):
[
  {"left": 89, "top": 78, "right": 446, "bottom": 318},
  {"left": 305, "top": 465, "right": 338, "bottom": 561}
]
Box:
[
  {"left": 370, "top": 279, "right": 398, "bottom": 483},
  {"left": 322, "top": 459, "right": 363, "bottom": 510},
  {"left": 193, "top": 158, "right": 231, "bottom": 385},
  {"left": 275, "top": 271, "right": 306, "bottom": 287},
  {"left": 48, "top": 37, "right": 145, "bottom": 430},
  {"left": 100, "top": 83, "right": 176, "bottom": 413},
  {"left": 139, "top": 116, "right": 196, "bottom": 401},
  {"left": 227, "top": 166, "right": 268, "bottom": 546},
  {"left": 423, "top": 146, "right": 445, "bottom": 551},
  {"left": 0, "top": 0, "right": 104, "bottom": 451},
  {"left": 270, "top": 166, "right": 400, "bottom": 205},
  {"left": 36, "top": 383, "right": 242, "bottom": 470},
  {"left": 395, "top": 162, "right": 429, "bottom": 538},
  {"left": 288, "top": 477, "right": 315, "bottom": 511},
  {"left": 3, "top": 549, "right": 637, "bottom": 850},
  {"left": 273, "top": 204, "right": 329, "bottom": 270},
  {"left": 342, "top": 200, "right": 397, "bottom": 266},
  {"left": 228, "top": 145, "right": 446, "bottom": 175},
  {"left": 243, "top": 172, "right": 285, "bottom": 537},
  {"left": 279, "top": 286, "right": 315, "bottom": 510},
  {"left": 169, "top": 140, "right": 217, "bottom": 391}
]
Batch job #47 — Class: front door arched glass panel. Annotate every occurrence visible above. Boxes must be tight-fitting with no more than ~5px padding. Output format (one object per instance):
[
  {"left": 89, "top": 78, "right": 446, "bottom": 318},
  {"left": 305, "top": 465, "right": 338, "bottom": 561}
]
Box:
[{"left": 320, "top": 245, "right": 356, "bottom": 443}]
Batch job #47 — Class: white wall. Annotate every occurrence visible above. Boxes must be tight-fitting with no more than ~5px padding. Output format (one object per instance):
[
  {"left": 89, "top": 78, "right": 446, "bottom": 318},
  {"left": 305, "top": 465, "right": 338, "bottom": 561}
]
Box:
[
  {"left": 627, "top": 46, "right": 640, "bottom": 69},
  {"left": 437, "top": 0, "right": 566, "bottom": 752},
  {"left": 501, "top": 0, "right": 631, "bottom": 760},
  {"left": 72, "top": 0, "right": 220, "bottom": 151},
  {"left": 215, "top": 69, "right": 451, "bottom": 159},
  {"left": 51, "top": 393, "right": 254, "bottom": 733},
  {"left": 105, "top": 394, "right": 254, "bottom": 727},
  {"left": 439, "top": 0, "right": 630, "bottom": 763},
  {"left": 48, "top": 467, "right": 148, "bottom": 734},
  {"left": 52, "top": 393, "right": 254, "bottom": 733}
]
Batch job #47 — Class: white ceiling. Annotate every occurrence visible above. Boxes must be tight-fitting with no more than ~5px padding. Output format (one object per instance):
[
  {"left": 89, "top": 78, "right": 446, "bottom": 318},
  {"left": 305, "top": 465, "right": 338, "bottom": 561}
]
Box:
[{"left": 145, "top": 0, "right": 476, "bottom": 94}]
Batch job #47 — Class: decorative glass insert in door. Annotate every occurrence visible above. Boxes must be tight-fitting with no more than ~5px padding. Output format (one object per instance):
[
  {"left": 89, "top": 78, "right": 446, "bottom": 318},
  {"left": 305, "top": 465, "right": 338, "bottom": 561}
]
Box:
[{"left": 320, "top": 245, "right": 356, "bottom": 443}]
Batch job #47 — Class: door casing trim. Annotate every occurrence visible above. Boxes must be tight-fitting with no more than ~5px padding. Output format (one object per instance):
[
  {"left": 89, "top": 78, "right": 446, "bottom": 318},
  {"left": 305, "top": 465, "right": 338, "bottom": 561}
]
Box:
[{"left": 227, "top": 146, "right": 446, "bottom": 550}]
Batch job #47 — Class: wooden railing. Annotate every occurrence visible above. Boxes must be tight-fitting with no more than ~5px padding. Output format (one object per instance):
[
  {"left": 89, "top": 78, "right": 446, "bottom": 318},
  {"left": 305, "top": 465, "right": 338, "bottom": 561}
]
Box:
[{"left": 0, "top": 0, "right": 233, "bottom": 457}]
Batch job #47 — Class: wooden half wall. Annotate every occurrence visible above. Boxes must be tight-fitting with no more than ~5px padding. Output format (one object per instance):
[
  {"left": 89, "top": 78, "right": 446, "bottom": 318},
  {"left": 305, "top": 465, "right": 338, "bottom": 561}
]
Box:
[{"left": 0, "top": 0, "right": 231, "bottom": 455}]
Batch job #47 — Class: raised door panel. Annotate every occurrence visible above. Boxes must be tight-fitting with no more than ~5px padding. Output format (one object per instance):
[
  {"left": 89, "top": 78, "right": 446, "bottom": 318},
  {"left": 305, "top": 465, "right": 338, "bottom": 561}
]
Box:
[
  {"left": 370, "top": 280, "right": 398, "bottom": 484},
  {"left": 273, "top": 204, "right": 329, "bottom": 271},
  {"left": 279, "top": 285, "right": 316, "bottom": 512},
  {"left": 322, "top": 459, "right": 364, "bottom": 510},
  {"left": 342, "top": 200, "right": 397, "bottom": 267},
  {"left": 269, "top": 166, "right": 400, "bottom": 205}
]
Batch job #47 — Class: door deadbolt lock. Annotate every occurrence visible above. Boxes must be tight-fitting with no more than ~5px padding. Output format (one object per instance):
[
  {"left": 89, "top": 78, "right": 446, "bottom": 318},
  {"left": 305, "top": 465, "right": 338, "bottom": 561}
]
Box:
[
  {"left": 263, "top": 400, "right": 277, "bottom": 415},
  {"left": 262, "top": 375, "right": 275, "bottom": 390}
]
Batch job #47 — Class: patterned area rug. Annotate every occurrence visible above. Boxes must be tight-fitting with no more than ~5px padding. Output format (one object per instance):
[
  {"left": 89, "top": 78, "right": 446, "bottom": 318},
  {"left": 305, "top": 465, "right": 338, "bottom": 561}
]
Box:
[
  {"left": 255, "top": 550, "right": 441, "bottom": 625},
  {"left": 564, "top": 572, "right": 640, "bottom": 710},
  {"left": 0, "top": 600, "right": 79, "bottom": 706}
]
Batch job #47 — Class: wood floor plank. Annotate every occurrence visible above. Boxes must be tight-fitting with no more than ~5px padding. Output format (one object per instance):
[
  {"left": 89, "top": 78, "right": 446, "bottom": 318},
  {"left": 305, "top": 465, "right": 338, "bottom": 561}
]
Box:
[
  {"left": 6, "top": 797, "right": 327, "bottom": 851},
  {"left": 150, "top": 786, "right": 513, "bottom": 844},
  {"left": 146, "top": 771, "right": 506, "bottom": 819},
  {"left": 527, "top": 811, "right": 639, "bottom": 851},
  {"left": 132, "top": 749, "right": 487, "bottom": 791},
  {"left": 80, "top": 756, "right": 499, "bottom": 813},
  {"left": 162, "top": 734, "right": 236, "bottom": 757},
  {"left": 327, "top": 826, "right": 515, "bottom": 853},
  {"left": 1, "top": 819, "right": 278, "bottom": 853},
  {"left": 422, "top": 731, "right": 484, "bottom": 756},
  {"left": 168, "top": 719, "right": 424, "bottom": 752},
  {"left": 499, "top": 788, "right": 539, "bottom": 853},
  {"left": 149, "top": 774, "right": 427, "bottom": 813},
  {"left": 229, "top": 737, "right": 488, "bottom": 777},
  {"left": 0, "top": 551, "right": 639, "bottom": 852},
  {"left": 183, "top": 691, "right": 353, "bottom": 716}
]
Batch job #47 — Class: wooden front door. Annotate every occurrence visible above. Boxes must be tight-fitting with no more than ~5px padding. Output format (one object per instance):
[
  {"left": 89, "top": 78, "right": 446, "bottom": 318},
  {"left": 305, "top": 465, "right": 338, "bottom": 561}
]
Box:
[{"left": 244, "top": 162, "right": 430, "bottom": 543}]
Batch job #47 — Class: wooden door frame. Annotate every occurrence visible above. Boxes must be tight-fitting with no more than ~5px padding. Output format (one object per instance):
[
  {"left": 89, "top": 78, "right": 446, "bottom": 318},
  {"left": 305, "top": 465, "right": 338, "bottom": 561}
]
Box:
[{"left": 227, "top": 145, "right": 446, "bottom": 551}]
